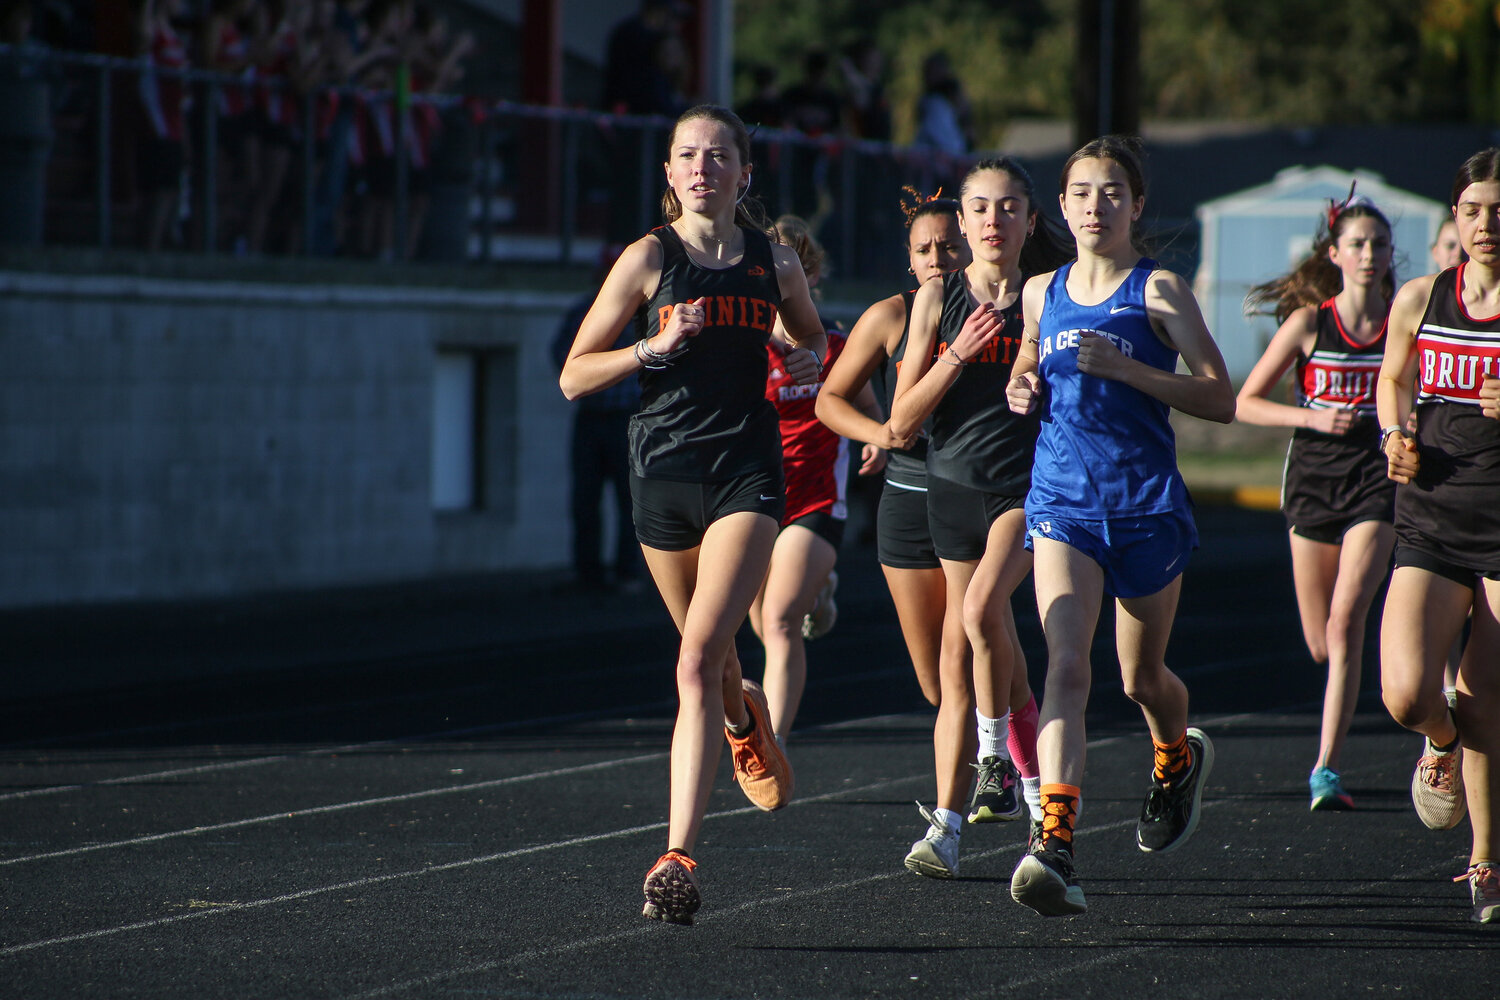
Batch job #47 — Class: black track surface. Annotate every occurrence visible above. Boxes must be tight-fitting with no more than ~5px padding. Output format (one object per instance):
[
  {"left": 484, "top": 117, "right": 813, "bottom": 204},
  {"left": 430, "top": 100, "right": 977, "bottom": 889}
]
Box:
[{"left": 2, "top": 505, "right": 1493, "bottom": 998}]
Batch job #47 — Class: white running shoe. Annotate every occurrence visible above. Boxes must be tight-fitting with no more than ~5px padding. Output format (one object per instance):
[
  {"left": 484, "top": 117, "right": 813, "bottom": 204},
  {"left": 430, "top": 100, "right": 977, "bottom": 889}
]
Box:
[
  {"left": 903, "top": 802, "right": 959, "bottom": 879},
  {"left": 801, "top": 571, "right": 839, "bottom": 641}
]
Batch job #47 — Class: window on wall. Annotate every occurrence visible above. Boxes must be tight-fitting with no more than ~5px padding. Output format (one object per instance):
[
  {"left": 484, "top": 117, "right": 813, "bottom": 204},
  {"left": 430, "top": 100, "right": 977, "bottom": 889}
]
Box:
[
  {"left": 432, "top": 351, "right": 477, "bottom": 510},
  {"left": 431, "top": 348, "right": 517, "bottom": 515}
]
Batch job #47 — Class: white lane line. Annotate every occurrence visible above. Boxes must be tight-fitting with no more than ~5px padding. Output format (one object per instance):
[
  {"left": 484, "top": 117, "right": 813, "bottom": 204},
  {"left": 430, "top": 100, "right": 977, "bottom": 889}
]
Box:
[
  {"left": 0, "top": 752, "right": 320, "bottom": 803},
  {"left": 0, "top": 773, "right": 928, "bottom": 959},
  {"left": 0, "top": 708, "right": 1274, "bottom": 961},
  {"left": 0, "top": 698, "right": 680, "bottom": 804},
  {"left": 0, "top": 753, "right": 666, "bottom": 867}
]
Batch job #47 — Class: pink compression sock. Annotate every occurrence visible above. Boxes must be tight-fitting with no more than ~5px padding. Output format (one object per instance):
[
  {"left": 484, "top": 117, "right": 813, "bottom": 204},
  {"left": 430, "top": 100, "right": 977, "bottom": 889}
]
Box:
[{"left": 1006, "top": 695, "right": 1040, "bottom": 779}]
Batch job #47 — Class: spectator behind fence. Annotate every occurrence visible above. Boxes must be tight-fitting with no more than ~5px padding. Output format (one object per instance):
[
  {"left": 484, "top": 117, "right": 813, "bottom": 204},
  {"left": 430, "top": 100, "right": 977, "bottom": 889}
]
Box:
[
  {"left": 309, "top": 0, "right": 394, "bottom": 257},
  {"left": 1, "top": 0, "right": 51, "bottom": 78},
  {"left": 736, "top": 62, "right": 782, "bottom": 130},
  {"left": 838, "top": 37, "right": 890, "bottom": 142},
  {"left": 132, "top": 0, "right": 190, "bottom": 252},
  {"left": 401, "top": 2, "right": 474, "bottom": 260},
  {"left": 913, "top": 50, "right": 971, "bottom": 156},
  {"left": 246, "top": 0, "right": 325, "bottom": 255},
  {"left": 780, "top": 48, "right": 842, "bottom": 137},
  {"left": 601, "top": 0, "right": 688, "bottom": 243},
  {"left": 0, "top": 0, "right": 54, "bottom": 246},
  {"left": 199, "top": 0, "right": 255, "bottom": 253},
  {"left": 602, "top": 0, "right": 685, "bottom": 116}
]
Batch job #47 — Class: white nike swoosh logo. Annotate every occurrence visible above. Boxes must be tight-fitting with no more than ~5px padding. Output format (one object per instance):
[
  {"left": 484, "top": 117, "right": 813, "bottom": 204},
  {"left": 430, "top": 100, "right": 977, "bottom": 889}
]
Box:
[
  {"left": 759, "top": 495, "right": 777, "bottom": 501},
  {"left": 1164, "top": 552, "right": 1184, "bottom": 575},
  {"left": 1109, "top": 304, "right": 1132, "bottom": 314}
]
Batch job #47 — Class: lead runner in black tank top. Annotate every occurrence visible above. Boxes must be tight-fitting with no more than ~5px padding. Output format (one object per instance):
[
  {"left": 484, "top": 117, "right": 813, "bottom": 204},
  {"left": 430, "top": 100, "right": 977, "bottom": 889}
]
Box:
[
  {"left": 816, "top": 192, "right": 971, "bottom": 715},
  {"left": 558, "top": 106, "right": 827, "bottom": 926},
  {"left": 629, "top": 224, "right": 784, "bottom": 484}
]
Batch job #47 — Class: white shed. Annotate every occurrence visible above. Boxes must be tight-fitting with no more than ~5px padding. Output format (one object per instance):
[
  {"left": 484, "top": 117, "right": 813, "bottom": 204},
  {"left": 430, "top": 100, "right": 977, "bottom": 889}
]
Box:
[{"left": 1194, "top": 165, "right": 1447, "bottom": 379}]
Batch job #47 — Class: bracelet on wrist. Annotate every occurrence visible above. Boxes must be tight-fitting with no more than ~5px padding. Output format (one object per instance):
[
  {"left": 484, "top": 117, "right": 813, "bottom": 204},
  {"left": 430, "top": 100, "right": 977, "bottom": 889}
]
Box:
[
  {"left": 1379, "top": 425, "right": 1403, "bottom": 451},
  {"left": 635, "top": 337, "right": 688, "bottom": 369},
  {"left": 938, "top": 348, "right": 966, "bottom": 367}
]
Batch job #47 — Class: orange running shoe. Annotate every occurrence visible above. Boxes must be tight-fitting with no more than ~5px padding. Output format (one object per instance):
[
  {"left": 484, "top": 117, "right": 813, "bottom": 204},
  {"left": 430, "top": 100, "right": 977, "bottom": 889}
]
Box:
[
  {"left": 726, "top": 678, "right": 794, "bottom": 811},
  {"left": 642, "top": 850, "right": 700, "bottom": 925},
  {"left": 1412, "top": 740, "right": 1466, "bottom": 830}
]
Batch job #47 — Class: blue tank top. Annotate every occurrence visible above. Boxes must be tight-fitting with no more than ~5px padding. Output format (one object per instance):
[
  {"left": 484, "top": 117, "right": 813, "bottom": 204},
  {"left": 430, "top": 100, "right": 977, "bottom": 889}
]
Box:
[{"left": 1028, "top": 258, "right": 1190, "bottom": 518}]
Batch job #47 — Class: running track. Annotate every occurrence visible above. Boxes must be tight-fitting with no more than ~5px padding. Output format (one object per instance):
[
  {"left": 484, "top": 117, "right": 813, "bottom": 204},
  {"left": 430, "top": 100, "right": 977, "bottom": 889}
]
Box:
[{"left": 1, "top": 505, "right": 1493, "bottom": 998}]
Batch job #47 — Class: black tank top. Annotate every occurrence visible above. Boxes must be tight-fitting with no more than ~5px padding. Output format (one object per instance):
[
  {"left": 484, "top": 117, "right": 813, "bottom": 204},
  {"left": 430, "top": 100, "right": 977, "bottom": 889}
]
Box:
[
  {"left": 882, "top": 287, "right": 930, "bottom": 488},
  {"left": 628, "top": 225, "right": 784, "bottom": 481},
  {"left": 926, "top": 270, "right": 1038, "bottom": 494}
]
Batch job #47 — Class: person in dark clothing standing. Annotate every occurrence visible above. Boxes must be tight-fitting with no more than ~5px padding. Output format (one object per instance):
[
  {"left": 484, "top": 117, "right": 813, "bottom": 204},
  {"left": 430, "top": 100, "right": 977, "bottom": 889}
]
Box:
[{"left": 551, "top": 244, "right": 641, "bottom": 592}]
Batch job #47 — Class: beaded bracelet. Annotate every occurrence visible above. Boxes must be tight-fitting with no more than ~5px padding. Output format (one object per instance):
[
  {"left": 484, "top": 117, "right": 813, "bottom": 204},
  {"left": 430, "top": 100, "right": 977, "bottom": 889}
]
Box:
[{"left": 937, "top": 348, "right": 966, "bottom": 367}]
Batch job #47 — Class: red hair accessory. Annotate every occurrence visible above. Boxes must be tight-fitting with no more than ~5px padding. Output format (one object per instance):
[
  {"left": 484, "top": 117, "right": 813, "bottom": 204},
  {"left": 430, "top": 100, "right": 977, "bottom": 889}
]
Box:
[{"left": 1327, "top": 181, "right": 1358, "bottom": 231}]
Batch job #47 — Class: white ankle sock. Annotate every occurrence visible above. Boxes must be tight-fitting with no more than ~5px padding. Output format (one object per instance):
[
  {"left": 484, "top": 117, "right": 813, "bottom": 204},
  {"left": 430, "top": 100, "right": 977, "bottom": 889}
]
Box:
[
  {"left": 1022, "top": 777, "right": 1042, "bottom": 821},
  {"left": 932, "top": 807, "right": 961, "bottom": 835},
  {"left": 977, "top": 710, "right": 1010, "bottom": 760}
]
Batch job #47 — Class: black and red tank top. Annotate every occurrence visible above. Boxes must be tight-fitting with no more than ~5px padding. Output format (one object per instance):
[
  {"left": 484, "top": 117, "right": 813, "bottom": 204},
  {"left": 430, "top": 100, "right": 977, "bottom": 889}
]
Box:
[
  {"left": 1394, "top": 264, "right": 1500, "bottom": 567},
  {"left": 1292, "top": 297, "right": 1386, "bottom": 447},
  {"left": 628, "top": 225, "right": 784, "bottom": 481},
  {"left": 1407, "top": 263, "right": 1500, "bottom": 481}
]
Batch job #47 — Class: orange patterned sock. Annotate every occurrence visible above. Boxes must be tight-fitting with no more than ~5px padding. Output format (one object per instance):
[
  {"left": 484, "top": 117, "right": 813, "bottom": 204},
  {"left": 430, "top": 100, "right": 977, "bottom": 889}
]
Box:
[
  {"left": 1039, "top": 783, "right": 1081, "bottom": 854},
  {"left": 1154, "top": 731, "right": 1192, "bottom": 785}
]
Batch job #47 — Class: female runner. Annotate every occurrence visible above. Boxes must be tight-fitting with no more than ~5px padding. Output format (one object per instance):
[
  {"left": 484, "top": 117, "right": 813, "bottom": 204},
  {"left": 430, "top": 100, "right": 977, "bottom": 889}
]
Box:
[
  {"left": 887, "top": 158, "right": 1072, "bottom": 878},
  {"left": 1376, "top": 147, "right": 1500, "bottom": 923},
  {"left": 560, "top": 105, "right": 826, "bottom": 926},
  {"left": 748, "top": 214, "right": 885, "bottom": 744},
  {"left": 816, "top": 189, "right": 970, "bottom": 713},
  {"left": 1237, "top": 193, "right": 1398, "bottom": 810},
  {"left": 1005, "top": 135, "right": 1235, "bottom": 916}
]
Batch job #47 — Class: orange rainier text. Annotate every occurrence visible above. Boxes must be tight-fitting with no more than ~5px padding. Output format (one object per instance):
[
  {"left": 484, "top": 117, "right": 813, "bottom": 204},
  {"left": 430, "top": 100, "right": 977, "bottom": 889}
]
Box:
[{"left": 658, "top": 297, "right": 779, "bottom": 334}]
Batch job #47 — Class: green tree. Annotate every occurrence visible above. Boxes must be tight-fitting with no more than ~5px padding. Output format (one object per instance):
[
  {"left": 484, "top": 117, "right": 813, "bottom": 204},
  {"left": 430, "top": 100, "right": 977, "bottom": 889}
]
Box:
[{"left": 733, "top": 0, "right": 1484, "bottom": 144}]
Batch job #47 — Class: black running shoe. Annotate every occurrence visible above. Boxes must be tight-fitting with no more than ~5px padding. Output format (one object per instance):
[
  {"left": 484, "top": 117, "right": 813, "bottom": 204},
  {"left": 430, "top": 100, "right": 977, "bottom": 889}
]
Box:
[
  {"left": 967, "top": 755, "right": 1024, "bottom": 823},
  {"left": 1010, "top": 846, "right": 1087, "bottom": 916},
  {"left": 1136, "top": 727, "right": 1214, "bottom": 854}
]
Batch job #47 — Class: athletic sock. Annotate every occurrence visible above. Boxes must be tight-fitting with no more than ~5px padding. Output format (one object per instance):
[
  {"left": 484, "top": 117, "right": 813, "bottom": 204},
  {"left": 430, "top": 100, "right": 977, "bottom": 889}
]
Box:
[
  {"left": 1022, "top": 776, "right": 1042, "bottom": 821},
  {"left": 726, "top": 708, "right": 753, "bottom": 738},
  {"left": 977, "top": 710, "right": 1010, "bottom": 761},
  {"left": 1039, "top": 783, "right": 1080, "bottom": 854},
  {"left": 932, "top": 806, "right": 961, "bottom": 836},
  {"left": 1154, "top": 730, "right": 1192, "bottom": 785},
  {"left": 1006, "top": 695, "right": 1040, "bottom": 779}
]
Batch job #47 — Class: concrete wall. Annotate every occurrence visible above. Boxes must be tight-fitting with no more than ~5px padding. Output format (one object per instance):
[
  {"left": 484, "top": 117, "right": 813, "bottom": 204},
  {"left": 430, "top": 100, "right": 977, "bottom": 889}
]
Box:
[{"left": 0, "top": 272, "right": 578, "bottom": 608}]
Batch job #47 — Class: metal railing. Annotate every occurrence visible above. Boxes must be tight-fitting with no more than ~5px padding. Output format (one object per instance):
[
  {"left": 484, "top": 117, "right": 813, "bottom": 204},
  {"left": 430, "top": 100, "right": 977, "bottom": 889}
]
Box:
[{"left": 3, "top": 46, "right": 981, "bottom": 283}]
